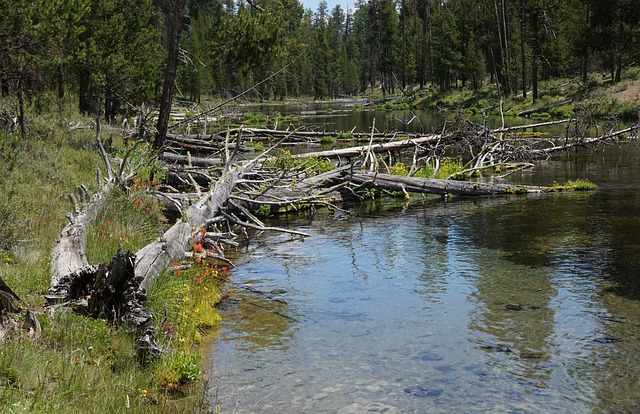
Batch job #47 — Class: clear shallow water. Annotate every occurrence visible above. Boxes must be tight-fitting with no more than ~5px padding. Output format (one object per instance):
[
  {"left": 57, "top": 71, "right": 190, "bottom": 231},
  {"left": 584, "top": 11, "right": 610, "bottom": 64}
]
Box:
[{"left": 206, "top": 143, "right": 640, "bottom": 413}]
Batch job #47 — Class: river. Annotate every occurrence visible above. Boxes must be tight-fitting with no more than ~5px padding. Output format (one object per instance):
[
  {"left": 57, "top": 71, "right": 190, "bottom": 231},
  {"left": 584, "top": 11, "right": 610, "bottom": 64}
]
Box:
[{"left": 205, "top": 109, "right": 640, "bottom": 413}]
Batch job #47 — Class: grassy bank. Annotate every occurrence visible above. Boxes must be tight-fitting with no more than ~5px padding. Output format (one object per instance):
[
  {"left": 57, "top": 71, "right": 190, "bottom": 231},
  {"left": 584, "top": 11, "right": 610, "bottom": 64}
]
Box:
[
  {"left": 0, "top": 102, "right": 217, "bottom": 413},
  {"left": 411, "top": 68, "right": 640, "bottom": 122}
]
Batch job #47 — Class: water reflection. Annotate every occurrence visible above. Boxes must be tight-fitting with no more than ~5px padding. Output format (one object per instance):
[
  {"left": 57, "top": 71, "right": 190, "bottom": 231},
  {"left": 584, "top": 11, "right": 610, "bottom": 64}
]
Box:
[{"left": 207, "top": 144, "right": 640, "bottom": 413}]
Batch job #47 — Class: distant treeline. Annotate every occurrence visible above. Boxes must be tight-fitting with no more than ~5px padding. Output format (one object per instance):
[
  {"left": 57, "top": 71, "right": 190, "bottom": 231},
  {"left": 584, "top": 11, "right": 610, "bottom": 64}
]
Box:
[{"left": 1, "top": 0, "right": 638, "bottom": 118}]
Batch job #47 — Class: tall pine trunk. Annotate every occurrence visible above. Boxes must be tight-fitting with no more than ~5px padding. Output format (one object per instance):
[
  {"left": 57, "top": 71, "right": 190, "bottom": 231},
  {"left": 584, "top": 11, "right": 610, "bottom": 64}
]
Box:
[
  {"left": 154, "top": 0, "right": 188, "bottom": 150},
  {"left": 520, "top": 0, "right": 527, "bottom": 99}
]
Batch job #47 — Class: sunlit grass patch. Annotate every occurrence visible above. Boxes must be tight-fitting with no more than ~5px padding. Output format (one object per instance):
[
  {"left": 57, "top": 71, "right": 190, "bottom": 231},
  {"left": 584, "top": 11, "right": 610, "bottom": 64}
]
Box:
[
  {"left": 146, "top": 252, "right": 223, "bottom": 387},
  {"left": 86, "top": 188, "right": 166, "bottom": 264}
]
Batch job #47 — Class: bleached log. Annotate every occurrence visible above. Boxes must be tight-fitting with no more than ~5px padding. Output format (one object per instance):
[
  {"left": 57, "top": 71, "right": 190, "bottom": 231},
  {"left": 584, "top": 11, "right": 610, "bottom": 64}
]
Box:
[
  {"left": 161, "top": 152, "right": 222, "bottom": 167},
  {"left": 291, "top": 134, "right": 443, "bottom": 159},
  {"left": 342, "top": 171, "right": 549, "bottom": 196},
  {"left": 50, "top": 187, "right": 110, "bottom": 293},
  {"left": 135, "top": 163, "right": 249, "bottom": 293}
]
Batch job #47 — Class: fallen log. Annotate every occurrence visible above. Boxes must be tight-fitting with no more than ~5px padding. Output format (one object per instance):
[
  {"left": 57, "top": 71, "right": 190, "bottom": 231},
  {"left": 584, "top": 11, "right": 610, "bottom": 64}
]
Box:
[
  {"left": 50, "top": 184, "right": 109, "bottom": 293},
  {"left": 169, "top": 127, "right": 428, "bottom": 145},
  {"left": 47, "top": 249, "right": 161, "bottom": 356},
  {"left": 491, "top": 119, "right": 570, "bottom": 133},
  {"left": 166, "top": 134, "right": 251, "bottom": 154},
  {"left": 291, "top": 134, "right": 443, "bottom": 159},
  {"left": 341, "top": 171, "right": 550, "bottom": 196},
  {"left": 161, "top": 152, "right": 222, "bottom": 167},
  {"left": 135, "top": 161, "right": 255, "bottom": 294}
]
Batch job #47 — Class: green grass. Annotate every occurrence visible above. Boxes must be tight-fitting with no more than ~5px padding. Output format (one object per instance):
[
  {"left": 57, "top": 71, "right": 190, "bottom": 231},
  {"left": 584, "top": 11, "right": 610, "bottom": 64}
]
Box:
[
  {"left": 86, "top": 188, "right": 165, "bottom": 264},
  {"left": 0, "top": 103, "right": 218, "bottom": 413},
  {"left": 412, "top": 67, "right": 640, "bottom": 121}
]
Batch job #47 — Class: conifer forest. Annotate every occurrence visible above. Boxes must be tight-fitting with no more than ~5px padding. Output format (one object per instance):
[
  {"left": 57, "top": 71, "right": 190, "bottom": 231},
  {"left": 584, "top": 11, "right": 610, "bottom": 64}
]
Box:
[{"left": 1, "top": 0, "right": 639, "bottom": 119}]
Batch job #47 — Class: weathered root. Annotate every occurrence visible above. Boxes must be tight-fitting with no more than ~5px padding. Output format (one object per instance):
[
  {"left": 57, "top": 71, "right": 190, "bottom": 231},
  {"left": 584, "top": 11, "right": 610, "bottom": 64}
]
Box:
[{"left": 46, "top": 248, "right": 162, "bottom": 357}]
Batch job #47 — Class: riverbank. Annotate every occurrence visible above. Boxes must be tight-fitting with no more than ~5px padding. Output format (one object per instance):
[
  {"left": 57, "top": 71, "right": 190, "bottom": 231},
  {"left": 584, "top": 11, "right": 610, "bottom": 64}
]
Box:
[
  {"left": 0, "top": 106, "right": 216, "bottom": 413},
  {"left": 411, "top": 68, "right": 640, "bottom": 122},
  {"left": 263, "top": 69, "right": 637, "bottom": 122}
]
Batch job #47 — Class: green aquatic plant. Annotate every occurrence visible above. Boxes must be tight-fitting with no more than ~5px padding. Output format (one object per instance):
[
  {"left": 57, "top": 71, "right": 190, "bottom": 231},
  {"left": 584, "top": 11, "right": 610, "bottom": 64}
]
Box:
[{"left": 551, "top": 179, "right": 598, "bottom": 191}]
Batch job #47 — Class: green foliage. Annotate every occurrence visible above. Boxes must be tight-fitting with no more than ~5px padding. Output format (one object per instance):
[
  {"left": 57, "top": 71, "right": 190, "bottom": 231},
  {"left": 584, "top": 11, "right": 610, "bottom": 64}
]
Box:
[
  {"left": 242, "top": 112, "right": 269, "bottom": 125},
  {"left": 413, "top": 165, "right": 436, "bottom": 178},
  {"left": 146, "top": 248, "right": 223, "bottom": 387},
  {"left": 85, "top": 189, "right": 165, "bottom": 264},
  {"left": 255, "top": 204, "right": 272, "bottom": 218},
  {"left": 245, "top": 141, "right": 266, "bottom": 152},
  {"left": 389, "top": 162, "right": 408, "bottom": 175},
  {"left": 0, "top": 129, "right": 100, "bottom": 297},
  {"left": 551, "top": 179, "right": 598, "bottom": 192},
  {"left": 176, "top": 351, "right": 202, "bottom": 383},
  {"left": 437, "top": 158, "right": 466, "bottom": 179},
  {"left": 265, "top": 150, "right": 335, "bottom": 175},
  {"left": 337, "top": 133, "right": 353, "bottom": 140},
  {"left": 117, "top": 144, "right": 167, "bottom": 183},
  {"left": 531, "top": 112, "right": 552, "bottom": 120},
  {"left": 618, "top": 105, "right": 640, "bottom": 121}
]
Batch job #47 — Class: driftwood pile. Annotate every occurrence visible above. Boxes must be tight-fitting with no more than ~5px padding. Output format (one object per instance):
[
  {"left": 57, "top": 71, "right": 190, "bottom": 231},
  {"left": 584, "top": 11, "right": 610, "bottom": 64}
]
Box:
[{"left": 40, "top": 113, "right": 638, "bottom": 356}]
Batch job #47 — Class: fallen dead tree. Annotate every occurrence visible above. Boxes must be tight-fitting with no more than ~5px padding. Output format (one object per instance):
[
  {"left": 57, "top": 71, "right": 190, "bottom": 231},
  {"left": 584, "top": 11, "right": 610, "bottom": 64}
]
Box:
[
  {"left": 166, "top": 128, "right": 432, "bottom": 150},
  {"left": 291, "top": 134, "right": 443, "bottom": 159},
  {"left": 339, "top": 171, "right": 549, "bottom": 196},
  {"left": 47, "top": 129, "right": 304, "bottom": 356}
]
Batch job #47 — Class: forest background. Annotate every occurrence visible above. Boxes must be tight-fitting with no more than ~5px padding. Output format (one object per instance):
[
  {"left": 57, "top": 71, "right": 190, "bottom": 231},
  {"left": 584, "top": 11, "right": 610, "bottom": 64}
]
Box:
[{"left": 1, "top": 0, "right": 639, "bottom": 122}]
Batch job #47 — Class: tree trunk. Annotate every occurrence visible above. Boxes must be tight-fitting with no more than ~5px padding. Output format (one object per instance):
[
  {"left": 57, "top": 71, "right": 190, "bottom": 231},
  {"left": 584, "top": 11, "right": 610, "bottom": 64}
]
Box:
[
  {"left": 531, "top": 9, "right": 539, "bottom": 104},
  {"left": 291, "top": 134, "right": 442, "bottom": 159},
  {"left": 78, "top": 68, "right": 96, "bottom": 115},
  {"left": 343, "top": 171, "right": 549, "bottom": 196},
  {"left": 520, "top": 0, "right": 527, "bottom": 99},
  {"left": 154, "top": 0, "right": 188, "bottom": 150}
]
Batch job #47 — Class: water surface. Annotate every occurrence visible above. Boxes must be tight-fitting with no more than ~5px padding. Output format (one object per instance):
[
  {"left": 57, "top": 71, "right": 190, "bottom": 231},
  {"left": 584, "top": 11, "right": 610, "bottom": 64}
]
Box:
[{"left": 206, "top": 137, "right": 640, "bottom": 413}]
